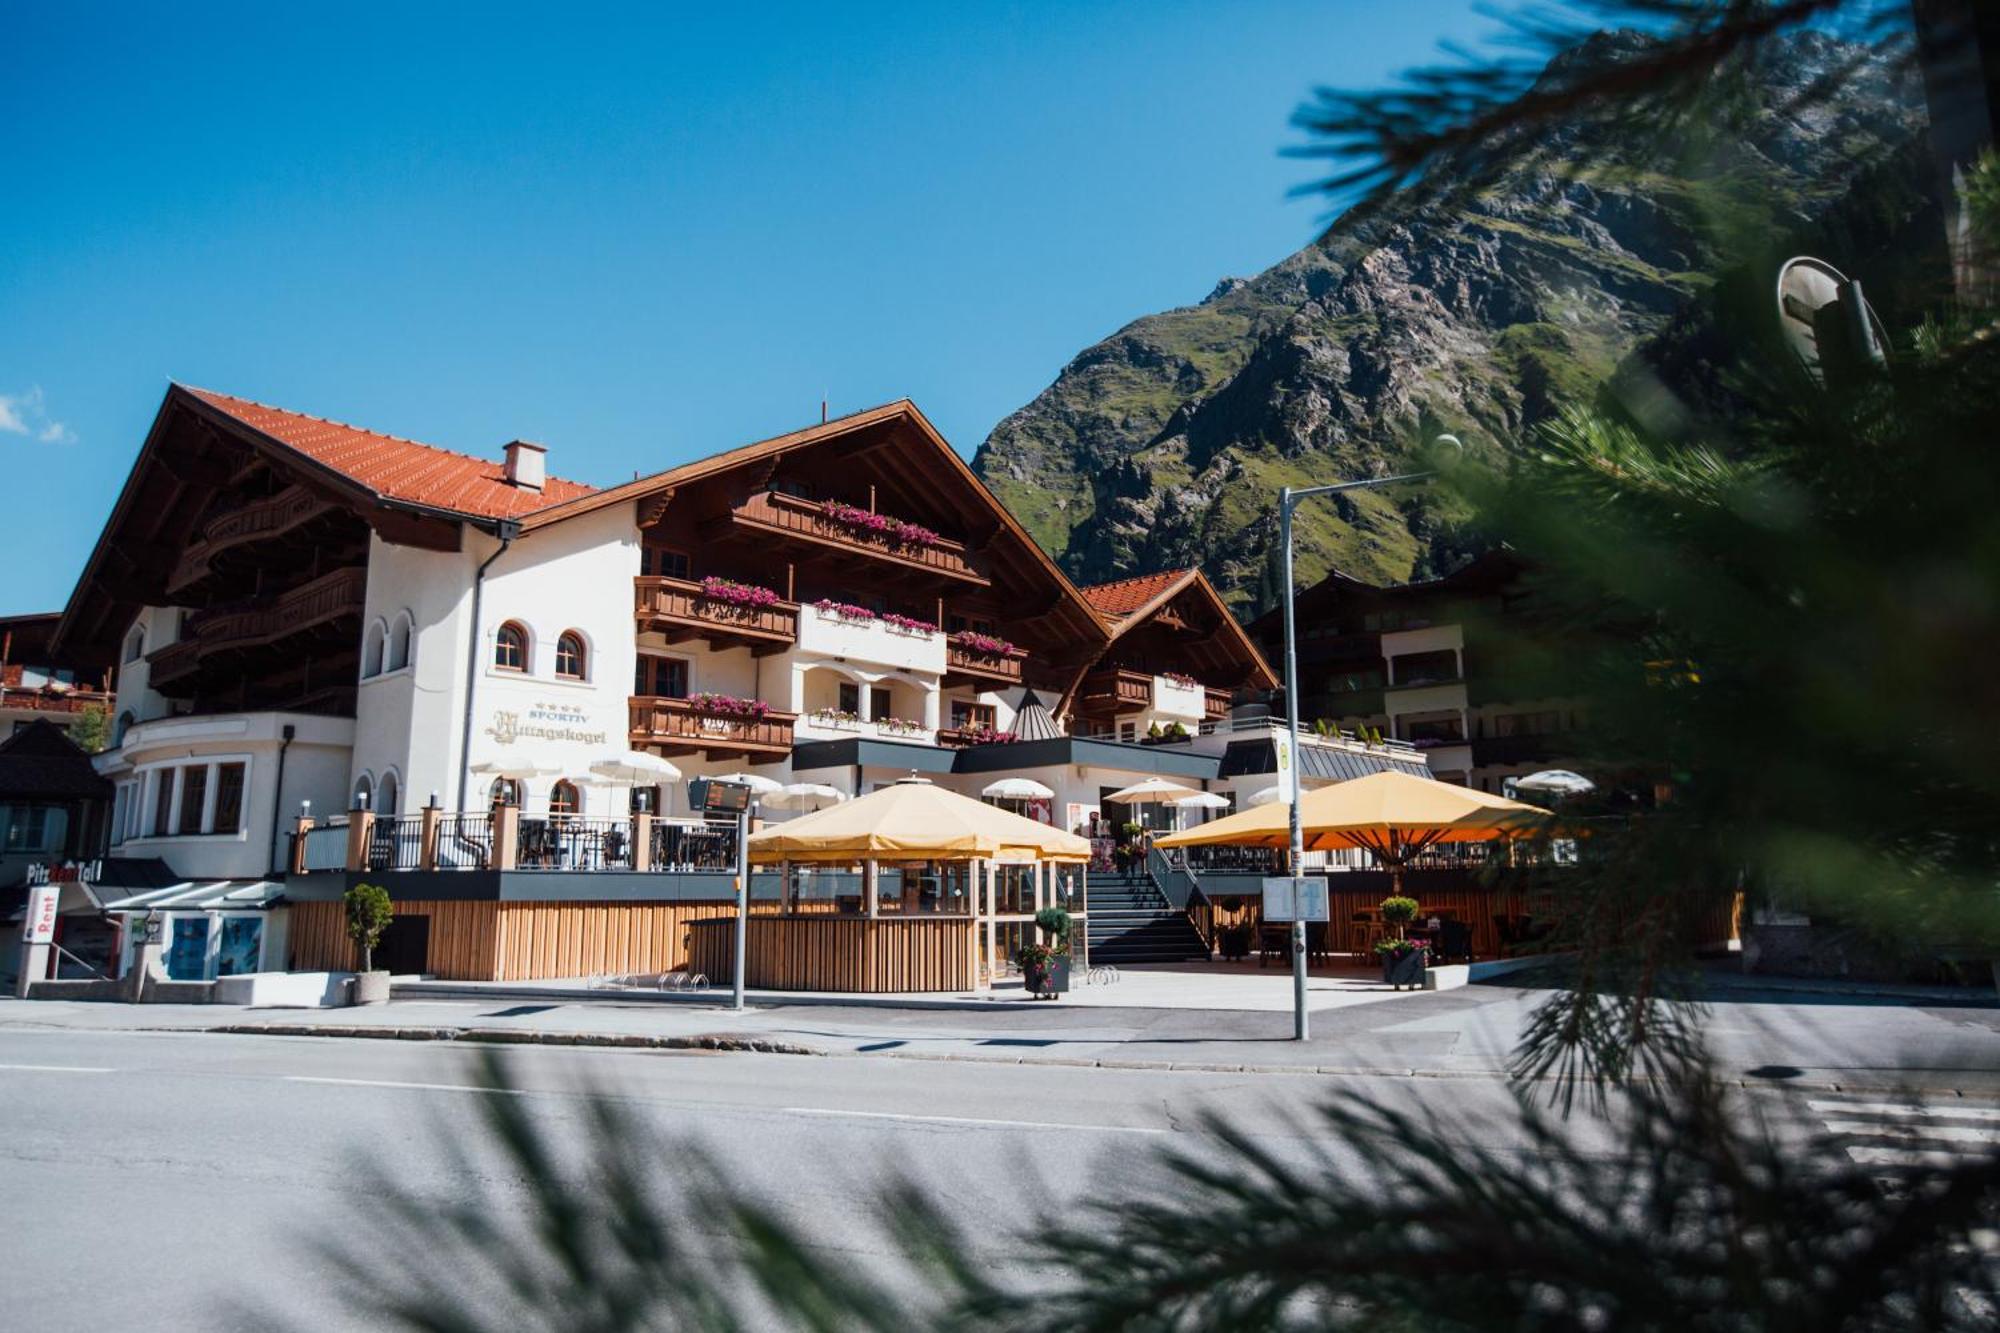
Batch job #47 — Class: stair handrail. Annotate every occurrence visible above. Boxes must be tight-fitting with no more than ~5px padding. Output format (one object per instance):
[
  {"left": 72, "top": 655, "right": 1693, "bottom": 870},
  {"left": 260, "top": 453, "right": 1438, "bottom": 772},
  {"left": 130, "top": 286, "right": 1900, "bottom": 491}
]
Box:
[{"left": 1145, "top": 843, "right": 1201, "bottom": 912}]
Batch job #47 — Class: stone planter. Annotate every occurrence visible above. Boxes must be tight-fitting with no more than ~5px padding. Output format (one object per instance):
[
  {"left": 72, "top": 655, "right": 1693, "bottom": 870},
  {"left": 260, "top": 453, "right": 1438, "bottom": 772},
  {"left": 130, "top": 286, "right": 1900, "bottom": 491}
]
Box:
[
  {"left": 351, "top": 970, "right": 391, "bottom": 1005},
  {"left": 1380, "top": 949, "right": 1428, "bottom": 990},
  {"left": 1023, "top": 956, "right": 1071, "bottom": 999}
]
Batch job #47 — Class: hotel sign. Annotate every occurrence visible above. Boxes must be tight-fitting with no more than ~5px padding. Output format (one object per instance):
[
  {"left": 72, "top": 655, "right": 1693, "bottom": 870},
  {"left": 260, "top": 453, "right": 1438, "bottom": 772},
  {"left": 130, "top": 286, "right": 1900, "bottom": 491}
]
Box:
[{"left": 484, "top": 700, "right": 609, "bottom": 748}]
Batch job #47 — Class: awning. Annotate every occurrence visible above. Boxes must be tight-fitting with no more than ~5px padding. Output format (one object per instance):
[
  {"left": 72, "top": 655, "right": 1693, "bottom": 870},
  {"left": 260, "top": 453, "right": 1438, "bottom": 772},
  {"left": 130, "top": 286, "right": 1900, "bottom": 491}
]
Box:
[
  {"left": 1217, "top": 737, "right": 1433, "bottom": 782},
  {"left": 98, "top": 880, "right": 287, "bottom": 912},
  {"left": 75, "top": 857, "right": 182, "bottom": 910}
]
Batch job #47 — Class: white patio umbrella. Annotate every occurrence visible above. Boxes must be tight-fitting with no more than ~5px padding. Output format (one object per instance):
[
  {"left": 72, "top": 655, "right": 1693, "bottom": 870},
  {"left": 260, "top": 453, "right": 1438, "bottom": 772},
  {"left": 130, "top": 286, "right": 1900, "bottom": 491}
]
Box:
[
  {"left": 468, "top": 759, "right": 561, "bottom": 780},
  {"left": 981, "top": 777, "right": 1055, "bottom": 801},
  {"left": 1244, "top": 786, "right": 1286, "bottom": 807},
  {"left": 765, "top": 782, "right": 847, "bottom": 812},
  {"left": 1104, "top": 777, "right": 1205, "bottom": 805},
  {"left": 707, "top": 772, "right": 784, "bottom": 795},
  {"left": 589, "top": 751, "right": 683, "bottom": 785},
  {"left": 1174, "top": 792, "right": 1231, "bottom": 810},
  {"left": 1513, "top": 769, "right": 1596, "bottom": 797}
]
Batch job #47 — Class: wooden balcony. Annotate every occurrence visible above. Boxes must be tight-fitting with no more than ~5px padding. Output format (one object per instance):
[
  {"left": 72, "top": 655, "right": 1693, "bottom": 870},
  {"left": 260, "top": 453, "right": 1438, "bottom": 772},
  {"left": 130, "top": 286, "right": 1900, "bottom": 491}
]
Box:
[
  {"left": 149, "top": 566, "right": 367, "bottom": 693},
  {"left": 0, "top": 685, "right": 112, "bottom": 716},
  {"left": 1204, "top": 687, "right": 1231, "bottom": 721},
  {"left": 633, "top": 576, "right": 798, "bottom": 655},
  {"left": 1076, "top": 666, "right": 1153, "bottom": 716},
  {"left": 707, "top": 491, "right": 989, "bottom": 586},
  {"left": 166, "top": 485, "right": 341, "bottom": 597},
  {"left": 629, "top": 695, "right": 797, "bottom": 759},
  {"left": 943, "top": 636, "right": 1028, "bottom": 688}
]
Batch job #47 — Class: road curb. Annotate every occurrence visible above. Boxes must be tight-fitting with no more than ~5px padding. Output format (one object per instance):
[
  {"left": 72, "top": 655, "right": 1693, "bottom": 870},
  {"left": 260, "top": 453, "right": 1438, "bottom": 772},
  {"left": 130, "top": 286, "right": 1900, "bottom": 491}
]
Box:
[{"left": 209, "top": 1022, "right": 822, "bottom": 1056}]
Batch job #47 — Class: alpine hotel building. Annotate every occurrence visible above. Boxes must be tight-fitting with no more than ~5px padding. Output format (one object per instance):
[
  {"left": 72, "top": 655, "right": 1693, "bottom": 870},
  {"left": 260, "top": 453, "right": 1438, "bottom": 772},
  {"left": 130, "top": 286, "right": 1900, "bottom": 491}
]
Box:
[{"left": 43, "top": 384, "right": 1443, "bottom": 989}]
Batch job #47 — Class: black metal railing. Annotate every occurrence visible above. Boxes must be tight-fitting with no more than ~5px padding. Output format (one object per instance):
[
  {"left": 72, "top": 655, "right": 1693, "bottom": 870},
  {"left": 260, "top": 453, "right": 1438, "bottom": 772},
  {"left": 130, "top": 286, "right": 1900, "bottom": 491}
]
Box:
[
  {"left": 366, "top": 815, "right": 426, "bottom": 871},
  {"left": 435, "top": 813, "right": 493, "bottom": 870},
  {"left": 517, "top": 816, "right": 638, "bottom": 871},
  {"left": 1181, "top": 844, "right": 1287, "bottom": 874},
  {"left": 651, "top": 819, "right": 739, "bottom": 871}
]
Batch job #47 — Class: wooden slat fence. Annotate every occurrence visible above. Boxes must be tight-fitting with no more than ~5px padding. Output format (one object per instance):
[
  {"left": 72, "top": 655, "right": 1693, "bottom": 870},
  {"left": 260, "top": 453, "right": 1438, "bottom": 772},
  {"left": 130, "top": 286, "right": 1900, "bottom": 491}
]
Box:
[{"left": 687, "top": 916, "right": 977, "bottom": 992}]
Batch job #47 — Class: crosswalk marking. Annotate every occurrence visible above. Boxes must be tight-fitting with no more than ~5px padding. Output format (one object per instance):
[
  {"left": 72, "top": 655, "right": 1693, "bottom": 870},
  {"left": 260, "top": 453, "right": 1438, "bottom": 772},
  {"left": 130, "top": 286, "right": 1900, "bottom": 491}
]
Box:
[
  {"left": 1808, "top": 1099, "right": 2000, "bottom": 1123},
  {"left": 1803, "top": 1095, "right": 2000, "bottom": 1171}
]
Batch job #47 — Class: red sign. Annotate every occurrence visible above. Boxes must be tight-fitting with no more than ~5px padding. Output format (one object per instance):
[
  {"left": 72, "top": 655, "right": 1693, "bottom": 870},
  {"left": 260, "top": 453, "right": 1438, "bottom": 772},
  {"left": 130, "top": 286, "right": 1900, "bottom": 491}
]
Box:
[{"left": 24, "top": 885, "right": 59, "bottom": 944}]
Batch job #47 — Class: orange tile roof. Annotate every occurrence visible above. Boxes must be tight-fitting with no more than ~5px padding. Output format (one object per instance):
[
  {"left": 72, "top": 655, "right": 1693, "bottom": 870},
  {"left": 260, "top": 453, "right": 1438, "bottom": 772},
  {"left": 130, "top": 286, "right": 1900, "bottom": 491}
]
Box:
[
  {"left": 1079, "top": 569, "right": 1195, "bottom": 621},
  {"left": 184, "top": 387, "right": 597, "bottom": 520}
]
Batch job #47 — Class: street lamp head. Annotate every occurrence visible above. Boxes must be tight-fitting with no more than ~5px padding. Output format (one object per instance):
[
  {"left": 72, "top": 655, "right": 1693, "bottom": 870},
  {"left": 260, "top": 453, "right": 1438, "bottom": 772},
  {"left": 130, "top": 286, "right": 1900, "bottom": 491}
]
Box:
[{"left": 1431, "top": 433, "right": 1466, "bottom": 468}]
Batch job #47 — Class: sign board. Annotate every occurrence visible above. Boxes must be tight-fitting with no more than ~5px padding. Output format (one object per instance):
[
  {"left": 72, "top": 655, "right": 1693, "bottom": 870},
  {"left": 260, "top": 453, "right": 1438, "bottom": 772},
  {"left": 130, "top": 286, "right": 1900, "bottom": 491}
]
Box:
[
  {"left": 1261, "top": 876, "right": 1329, "bottom": 922},
  {"left": 689, "top": 778, "right": 752, "bottom": 816},
  {"left": 24, "top": 885, "right": 59, "bottom": 944}
]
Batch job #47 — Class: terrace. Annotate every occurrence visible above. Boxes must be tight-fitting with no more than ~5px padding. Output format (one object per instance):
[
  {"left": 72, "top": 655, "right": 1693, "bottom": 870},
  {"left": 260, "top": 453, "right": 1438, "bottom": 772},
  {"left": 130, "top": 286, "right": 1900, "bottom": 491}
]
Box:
[{"left": 294, "top": 806, "right": 742, "bottom": 876}]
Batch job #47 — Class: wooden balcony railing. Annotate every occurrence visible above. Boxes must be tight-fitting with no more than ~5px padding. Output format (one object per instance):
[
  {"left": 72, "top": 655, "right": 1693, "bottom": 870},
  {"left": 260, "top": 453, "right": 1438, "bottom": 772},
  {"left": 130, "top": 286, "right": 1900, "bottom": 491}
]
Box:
[
  {"left": 167, "top": 485, "right": 339, "bottom": 596},
  {"left": 710, "top": 491, "right": 989, "bottom": 586},
  {"left": 1204, "top": 687, "right": 1231, "bottom": 721},
  {"left": 628, "top": 695, "right": 797, "bottom": 758},
  {"left": 0, "top": 686, "right": 112, "bottom": 715},
  {"left": 150, "top": 566, "right": 367, "bottom": 691},
  {"left": 633, "top": 576, "right": 799, "bottom": 654},
  {"left": 1076, "top": 666, "right": 1153, "bottom": 715},
  {"left": 944, "top": 636, "right": 1028, "bottom": 687}
]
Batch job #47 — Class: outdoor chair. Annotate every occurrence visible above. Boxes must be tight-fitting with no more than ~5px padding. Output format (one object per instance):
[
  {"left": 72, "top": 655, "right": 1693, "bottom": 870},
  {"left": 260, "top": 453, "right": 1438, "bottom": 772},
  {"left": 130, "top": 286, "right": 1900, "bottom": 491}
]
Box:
[
  {"left": 1436, "top": 918, "right": 1474, "bottom": 963},
  {"left": 1493, "top": 914, "right": 1521, "bottom": 953}
]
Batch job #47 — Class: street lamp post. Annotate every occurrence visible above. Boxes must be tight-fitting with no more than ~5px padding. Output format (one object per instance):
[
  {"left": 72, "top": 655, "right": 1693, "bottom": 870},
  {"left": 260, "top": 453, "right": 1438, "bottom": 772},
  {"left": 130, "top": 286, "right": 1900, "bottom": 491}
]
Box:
[{"left": 1277, "top": 441, "right": 1457, "bottom": 1041}]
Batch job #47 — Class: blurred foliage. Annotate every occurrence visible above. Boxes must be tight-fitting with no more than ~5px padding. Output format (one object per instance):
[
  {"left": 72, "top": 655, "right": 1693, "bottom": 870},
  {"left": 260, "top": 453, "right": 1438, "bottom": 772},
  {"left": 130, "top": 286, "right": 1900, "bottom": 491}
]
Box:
[{"left": 307, "top": 1051, "right": 1998, "bottom": 1332}]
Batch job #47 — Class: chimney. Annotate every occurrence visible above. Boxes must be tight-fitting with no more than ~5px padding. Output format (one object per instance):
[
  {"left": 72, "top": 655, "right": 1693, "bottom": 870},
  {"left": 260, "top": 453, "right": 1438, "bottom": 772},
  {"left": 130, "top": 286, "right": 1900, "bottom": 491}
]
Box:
[{"left": 503, "top": 439, "right": 546, "bottom": 492}]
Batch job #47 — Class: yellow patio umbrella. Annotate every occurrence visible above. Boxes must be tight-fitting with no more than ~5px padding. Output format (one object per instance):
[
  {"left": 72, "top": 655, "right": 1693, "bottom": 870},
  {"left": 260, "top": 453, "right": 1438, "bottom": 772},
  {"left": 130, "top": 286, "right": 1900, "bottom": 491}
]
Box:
[
  {"left": 1155, "top": 770, "right": 1549, "bottom": 895},
  {"left": 746, "top": 778, "right": 1090, "bottom": 864}
]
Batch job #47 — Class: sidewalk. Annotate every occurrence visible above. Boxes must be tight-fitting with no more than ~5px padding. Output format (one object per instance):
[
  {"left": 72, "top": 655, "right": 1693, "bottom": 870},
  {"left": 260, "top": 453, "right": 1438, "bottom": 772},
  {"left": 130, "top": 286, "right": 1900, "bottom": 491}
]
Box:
[{"left": 6, "top": 970, "right": 1998, "bottom": 1094}]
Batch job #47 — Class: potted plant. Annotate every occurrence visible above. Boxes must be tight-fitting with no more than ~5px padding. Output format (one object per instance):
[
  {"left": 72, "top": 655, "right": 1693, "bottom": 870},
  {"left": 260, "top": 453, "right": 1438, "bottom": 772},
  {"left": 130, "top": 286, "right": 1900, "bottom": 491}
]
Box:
[
  {"left": 1375, "top": 936, "right": 1430, "bottom": 989},
  {"left": 344, "top": 881, "right": 395, "bottom": 1004},
  {"left": 1218, "top": 921, "right": 1252, "bottom": 961},
  {"left": 1379, "top": 894, "right": 1420, "bottom": 938},
  {"left": 1018, "top": 907, "right": 1073, "bottom": 998}
]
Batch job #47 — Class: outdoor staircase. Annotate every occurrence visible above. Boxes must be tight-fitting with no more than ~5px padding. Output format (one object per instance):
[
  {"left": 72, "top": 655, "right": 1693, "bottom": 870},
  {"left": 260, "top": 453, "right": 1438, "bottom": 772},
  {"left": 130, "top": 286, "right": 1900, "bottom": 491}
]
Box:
[{"left": 1085, "top": 869, "right": 1210, "bottom": 965}]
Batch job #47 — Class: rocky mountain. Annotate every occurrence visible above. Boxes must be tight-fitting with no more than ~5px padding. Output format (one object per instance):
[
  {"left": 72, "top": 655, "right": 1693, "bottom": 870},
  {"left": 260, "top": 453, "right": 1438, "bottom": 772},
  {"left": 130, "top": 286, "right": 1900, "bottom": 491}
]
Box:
[{"left": 972, "top": 31, "right": 1929, "bottom": 614}]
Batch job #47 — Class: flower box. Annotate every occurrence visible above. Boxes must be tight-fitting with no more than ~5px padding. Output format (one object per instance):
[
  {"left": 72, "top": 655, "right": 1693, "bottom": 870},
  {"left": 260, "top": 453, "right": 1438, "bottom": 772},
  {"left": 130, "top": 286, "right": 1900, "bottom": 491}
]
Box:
[
  {"left": 698, "top": 576, "right": 784, "bottom": 609},
  {"left": 823, "top": 501, "right": 942, "bottom": 550},
  {"left": 687, "top": 692, "right": 771, "bottom": 720}
]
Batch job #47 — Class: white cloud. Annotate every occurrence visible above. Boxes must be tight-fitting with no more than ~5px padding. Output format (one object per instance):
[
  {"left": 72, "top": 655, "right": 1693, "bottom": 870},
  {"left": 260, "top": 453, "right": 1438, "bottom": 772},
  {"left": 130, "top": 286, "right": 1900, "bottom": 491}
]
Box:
[{"left": 0, "top": 386, "right": 74, "bottom": 444}]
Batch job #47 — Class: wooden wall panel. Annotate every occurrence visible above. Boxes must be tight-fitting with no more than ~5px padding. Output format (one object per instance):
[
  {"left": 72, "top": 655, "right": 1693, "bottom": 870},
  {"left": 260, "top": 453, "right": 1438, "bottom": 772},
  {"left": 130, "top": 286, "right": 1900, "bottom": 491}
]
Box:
[
  {"left": 688, "top": 916, "right": 977, "bottom": 993},
  {"left": 491, "top": 901, "right": 738, "bottom": 982},
  {"left": 287, "top": 899, "right": 501, "bottom": 979}
]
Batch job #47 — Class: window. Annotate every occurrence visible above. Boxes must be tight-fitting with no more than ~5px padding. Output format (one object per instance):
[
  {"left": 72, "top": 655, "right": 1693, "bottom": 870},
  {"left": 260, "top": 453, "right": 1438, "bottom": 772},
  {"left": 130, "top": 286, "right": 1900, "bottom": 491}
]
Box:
[
  {"left": 388, "top": 613, "right": 412, "bottom": 672},
  {"left": 555, "top": 631, "right": 586, "bottom": 680},
  {"left": 549, "top": 780, "right": 580, "bottom": 816},
  {"left": 635, "top": 655, "right": 687, "bottom": 698},
  {"left": 870, "top": 686, "right": 891, "bottom": 719},
  {"left": 124, "top": 626, "right": 146, "bottom": 663},
  {"left": 489, "top": 777, "right": 522, "bottom": 808},
  {"left": 641, "top": 547, "right": 691, "bottom": 580},
  {"left": 494, "top": 621, "right": 527, "bottom": 671},
  {"left": 377, "top": 770, "right": 399, "bottom": 818},
  {"left": 213, "top": 763, "right": 246, "bottom": 834},
  {"left": 352, "top": 773, "right": 374, "bottom": 812},
  {"left": 950, "top": 701, "right": 995, "bottom": 730},
  {"left": 177, "top": 765, "right": 208, "bottom": 836},
  {"left": 838, "top": 682, "right": 860, "bottom": 715},
  {"left": 151, "top": 772, "right": 174, "bottom": 836},
  {"left": 362, "top": 621, "right": 386, "bottom": 677},
  {"left": 629, "top": 784, "right": 661, "bottom": 815}
]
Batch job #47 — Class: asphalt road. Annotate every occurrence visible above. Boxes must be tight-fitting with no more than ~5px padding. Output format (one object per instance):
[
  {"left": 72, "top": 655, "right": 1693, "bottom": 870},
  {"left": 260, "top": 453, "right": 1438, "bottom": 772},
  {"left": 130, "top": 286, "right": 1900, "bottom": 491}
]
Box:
[{"left": 4, "top": 1024, "right": 1992, "bottom": 1331}]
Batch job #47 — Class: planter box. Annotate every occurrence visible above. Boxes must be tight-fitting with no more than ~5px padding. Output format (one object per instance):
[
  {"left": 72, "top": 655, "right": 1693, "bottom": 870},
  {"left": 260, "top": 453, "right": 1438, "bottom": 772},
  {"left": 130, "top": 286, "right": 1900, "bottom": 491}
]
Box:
[
  {"left": 351, "top": 970, "right": 391, "bottom": 1005},
  {"left": 1024, "top": 956, "right": 1071, "bottom": 999},
  {"left": 1380, "top": 950, "right": 1428, "bottom": 990}
]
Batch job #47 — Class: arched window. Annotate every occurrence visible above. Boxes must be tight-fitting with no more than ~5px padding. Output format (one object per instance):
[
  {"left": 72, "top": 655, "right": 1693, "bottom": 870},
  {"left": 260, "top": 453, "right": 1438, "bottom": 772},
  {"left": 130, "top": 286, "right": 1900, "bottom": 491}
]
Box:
[
  {"left": 549, "top": 780, "right": 581, "bottom": 817},
  {"left": 494, "top": 621, "right": 527, "bottom": 672},
  {"left": 488, "top": 777, "right": 521, "bottom": 808},
  {"left": 352, "top": 773, "right": 374, "bottom": 811},
  {"left": 388, "top": 612, "right": 413, "bottom": 672},
  {"left": 362, "top": 620, "right": 386, "bottom": 678},
  {"left": 114, "top": 711, "right": 134, "bottom": 748},
  {"left": 555, "top": 631, "right": 586, "bottom": 680},
  {"left": 124, "top": 626, "right": 146, "bottom": 663},
  {"left": 377, "top": 770, "right": 400, "bottom": 818}
]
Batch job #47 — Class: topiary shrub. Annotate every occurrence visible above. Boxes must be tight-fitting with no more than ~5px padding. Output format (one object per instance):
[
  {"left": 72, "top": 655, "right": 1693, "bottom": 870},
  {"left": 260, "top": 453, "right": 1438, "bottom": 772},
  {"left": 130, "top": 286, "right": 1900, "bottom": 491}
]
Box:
[
  {"left": 1379, "top": 895, "right": 1420, "bottom": 940},
  {"left": 345, "top": 881, "right": 394, "bottom": 972},
  {"left": 1034, "top": 907, "right": 1073, "bottom": 956}
]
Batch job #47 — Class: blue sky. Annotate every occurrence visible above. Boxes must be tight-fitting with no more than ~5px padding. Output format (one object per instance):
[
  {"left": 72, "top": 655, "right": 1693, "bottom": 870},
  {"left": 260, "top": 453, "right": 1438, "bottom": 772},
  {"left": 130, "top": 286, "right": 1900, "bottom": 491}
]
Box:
[{"left": 2, "top": 0, "right": 1486, "bottom": 615}]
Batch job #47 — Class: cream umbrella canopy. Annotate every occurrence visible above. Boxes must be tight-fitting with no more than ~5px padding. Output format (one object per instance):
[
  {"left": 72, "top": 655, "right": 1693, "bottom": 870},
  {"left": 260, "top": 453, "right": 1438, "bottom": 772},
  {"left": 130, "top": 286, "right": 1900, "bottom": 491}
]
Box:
[
  {"left": 981, "top": 777, "right": 1056, "bottom": 801},
  {"left": 747, "top": 779, "right": 1089, "bottom": 863},
  {"left": 588, "top": 752, "right": 683, "bottom": 785},
  {"left": 765, "top": 783, "right": 847, "bottom": 812},
  {"left": 1104, "top": 777, "right": 1205, "bottom": 805},
  {"left": 1156, "top": 770, "right": 1549, "bottom": 895}
]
